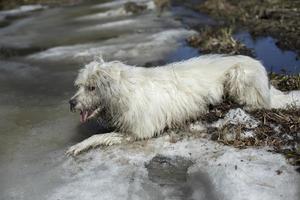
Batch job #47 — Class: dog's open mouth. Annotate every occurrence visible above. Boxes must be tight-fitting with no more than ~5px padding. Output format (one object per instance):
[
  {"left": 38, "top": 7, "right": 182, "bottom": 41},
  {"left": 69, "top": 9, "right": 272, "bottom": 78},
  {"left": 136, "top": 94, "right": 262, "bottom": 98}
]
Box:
[{"left": 79, "top": 107, "right": 101, "bottom": 123}]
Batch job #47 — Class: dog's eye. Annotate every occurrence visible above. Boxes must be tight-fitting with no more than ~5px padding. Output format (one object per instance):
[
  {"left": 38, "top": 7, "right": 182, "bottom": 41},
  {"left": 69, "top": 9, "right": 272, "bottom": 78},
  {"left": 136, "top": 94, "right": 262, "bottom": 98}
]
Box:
[{"left": 88, "top": 86, "right": 95, "bottom": 91}]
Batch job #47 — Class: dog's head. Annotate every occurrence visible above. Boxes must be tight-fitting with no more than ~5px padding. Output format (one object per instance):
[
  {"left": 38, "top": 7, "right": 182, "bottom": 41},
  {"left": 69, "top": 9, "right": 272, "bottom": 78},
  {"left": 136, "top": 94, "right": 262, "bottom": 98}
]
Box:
[{"left": 69, "top": 59, "right": 113, "bottom": 123}]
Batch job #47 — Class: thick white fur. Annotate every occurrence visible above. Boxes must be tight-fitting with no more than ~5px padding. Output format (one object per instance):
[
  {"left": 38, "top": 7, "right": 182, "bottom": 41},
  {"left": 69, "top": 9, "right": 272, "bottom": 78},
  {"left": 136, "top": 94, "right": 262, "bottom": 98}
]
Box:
[{"left": 67, "top": 55, "right": 299, "bottom": 155}]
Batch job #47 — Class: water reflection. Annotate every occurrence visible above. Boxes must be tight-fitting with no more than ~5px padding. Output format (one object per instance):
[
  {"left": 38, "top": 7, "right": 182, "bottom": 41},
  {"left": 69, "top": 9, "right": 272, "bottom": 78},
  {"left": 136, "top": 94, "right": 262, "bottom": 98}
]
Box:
[{"left": 234, "top": 32, "right": 300, "bottom": 74}]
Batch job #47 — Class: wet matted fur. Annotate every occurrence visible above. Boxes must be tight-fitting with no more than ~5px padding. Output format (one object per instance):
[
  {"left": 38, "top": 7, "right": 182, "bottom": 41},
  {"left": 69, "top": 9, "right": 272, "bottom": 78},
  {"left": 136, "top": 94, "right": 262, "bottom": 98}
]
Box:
[{"left": 67, "top": 55, "right": 299, "bottom": 155}]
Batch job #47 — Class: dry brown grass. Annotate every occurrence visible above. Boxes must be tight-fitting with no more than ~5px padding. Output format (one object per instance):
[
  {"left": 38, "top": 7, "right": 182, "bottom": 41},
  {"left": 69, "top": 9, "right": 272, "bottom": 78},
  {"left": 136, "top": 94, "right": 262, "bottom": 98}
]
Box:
[
  {"left": 199, "top": 98, "right": 300, "bottom": 166},
  {"left": 187, "top": 27, "right": 253, "bottom": 56}
]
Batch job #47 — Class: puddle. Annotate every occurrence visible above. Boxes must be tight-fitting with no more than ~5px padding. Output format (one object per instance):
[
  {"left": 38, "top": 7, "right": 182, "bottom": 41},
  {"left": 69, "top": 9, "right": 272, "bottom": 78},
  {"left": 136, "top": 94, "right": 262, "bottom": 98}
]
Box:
[
  {"left": 165, "top": 42, "right": 200, "bottom": 64},
  {"left": 145, "top": 154, "right": 193, "bottom": 185},
  {"left": 145, "top": 154, "right": 219, "bottom": 200},
  {"left": 234, "top": 32, "right": 300, "bottom": 74}
]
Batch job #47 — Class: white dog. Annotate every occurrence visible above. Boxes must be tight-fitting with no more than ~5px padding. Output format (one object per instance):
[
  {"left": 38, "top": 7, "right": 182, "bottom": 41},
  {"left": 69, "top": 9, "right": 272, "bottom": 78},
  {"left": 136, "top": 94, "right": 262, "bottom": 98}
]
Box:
[{"left": 66, "top": 55, "right": 299, "bottom": 156}]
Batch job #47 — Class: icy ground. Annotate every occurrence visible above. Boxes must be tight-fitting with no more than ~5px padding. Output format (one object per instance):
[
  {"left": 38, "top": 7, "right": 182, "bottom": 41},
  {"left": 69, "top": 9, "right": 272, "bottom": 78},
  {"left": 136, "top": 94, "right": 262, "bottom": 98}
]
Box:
[
  {"left": 0, "top": 0, "right": 299, "bottom": 200},
  {"left": 49, "top": 136, "right": 299, "bottom": 200}
]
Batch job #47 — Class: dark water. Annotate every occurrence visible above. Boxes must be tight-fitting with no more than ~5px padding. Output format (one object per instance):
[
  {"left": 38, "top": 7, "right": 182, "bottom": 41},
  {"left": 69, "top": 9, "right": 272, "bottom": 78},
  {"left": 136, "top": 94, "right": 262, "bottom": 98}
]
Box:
[
  {"left": 234, "top": 32, "right": 300, "bottom": 74},
  {"left": 145, "top": 154, "right": 219, "bottom": 200}
]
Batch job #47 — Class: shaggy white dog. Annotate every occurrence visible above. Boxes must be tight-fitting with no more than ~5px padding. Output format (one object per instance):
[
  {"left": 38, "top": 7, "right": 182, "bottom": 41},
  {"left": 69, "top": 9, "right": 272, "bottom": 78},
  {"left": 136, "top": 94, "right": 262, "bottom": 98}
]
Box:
[{"left": 66, "top": 55, "right": 299, "bottom": 156}]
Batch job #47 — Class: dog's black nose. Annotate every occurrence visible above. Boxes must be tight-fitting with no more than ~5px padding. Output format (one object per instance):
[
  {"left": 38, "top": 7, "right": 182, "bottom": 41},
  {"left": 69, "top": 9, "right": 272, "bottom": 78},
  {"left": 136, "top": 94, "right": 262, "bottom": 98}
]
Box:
[{"left": 69, "top": 99, "right": 77, "bottom": 112}]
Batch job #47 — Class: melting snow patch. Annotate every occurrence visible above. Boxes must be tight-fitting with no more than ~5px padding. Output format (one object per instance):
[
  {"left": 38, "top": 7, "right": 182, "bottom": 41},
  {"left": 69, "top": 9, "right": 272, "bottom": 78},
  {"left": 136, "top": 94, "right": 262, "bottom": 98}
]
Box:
[
  {"left": 79, "top": 19, "right": 136, "bottom": 31},
  {"left": 28, "top": 29, "right": 196, "bottom": 65},
  {"left": 213, "top": 108, "right": 259, "bottom": 129},
  {"left": 93, "top": 0, "right": 149, "bottom": 9},
  {"left": 76, "top": 7, "right": 129, "bottom": 21},
  {"left": 0, "top": 5, "right": 46, "bottom": 17},
  {"left": 48, "top": 136, "right": 299, "bottom": 200},
  {"left": 189, "top": 121, "right": 206, "bottom": 133},
  {"left": 93, "top": 0, "right": 129, "bottom": 9}
]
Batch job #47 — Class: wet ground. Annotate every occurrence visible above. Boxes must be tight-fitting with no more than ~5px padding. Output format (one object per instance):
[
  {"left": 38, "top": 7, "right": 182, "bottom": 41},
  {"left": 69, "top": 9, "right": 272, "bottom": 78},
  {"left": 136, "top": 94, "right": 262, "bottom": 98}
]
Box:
[
  {"left": 0, "top": 1, "right": 299, "bottom": 200},
  {"left": 0, "top": 1, "right": 204, "bottom": 199},
  {"left": 234, "top": 32, "right": 300, "bottom": 73}
]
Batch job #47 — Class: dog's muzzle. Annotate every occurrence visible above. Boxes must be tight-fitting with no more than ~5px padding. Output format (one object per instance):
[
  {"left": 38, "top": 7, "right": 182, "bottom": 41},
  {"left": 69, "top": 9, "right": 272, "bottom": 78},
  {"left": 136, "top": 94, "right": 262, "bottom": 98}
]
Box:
[{"left": 69, "top": 99, "right": 77, "bottom": 112}]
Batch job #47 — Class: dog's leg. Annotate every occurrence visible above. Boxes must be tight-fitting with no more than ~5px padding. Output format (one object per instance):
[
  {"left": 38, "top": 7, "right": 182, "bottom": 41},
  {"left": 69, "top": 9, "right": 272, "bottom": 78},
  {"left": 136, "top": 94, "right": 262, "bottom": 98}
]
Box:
[
  {"left": 66, "top": 132, "right": 123, "bottom": 156},
  {"left": 226, "top": 63, "right": 271, "bottom": 109}
]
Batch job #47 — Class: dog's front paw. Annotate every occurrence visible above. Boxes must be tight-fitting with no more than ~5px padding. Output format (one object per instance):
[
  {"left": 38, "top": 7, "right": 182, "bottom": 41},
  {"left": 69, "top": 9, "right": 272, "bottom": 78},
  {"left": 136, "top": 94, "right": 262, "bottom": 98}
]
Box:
[
  {"left": 65, "top": 133, "right": 123, "bottom": 156},
  {"left": 66, "top": 142, "right": 90, "bottom": 156}
]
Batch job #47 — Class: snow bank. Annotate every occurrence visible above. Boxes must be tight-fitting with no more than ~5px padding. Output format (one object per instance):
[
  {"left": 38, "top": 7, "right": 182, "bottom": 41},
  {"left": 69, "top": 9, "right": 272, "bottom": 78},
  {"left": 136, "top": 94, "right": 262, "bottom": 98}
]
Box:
[
  {"left": 48, "top": 136, "right": 299, "bottom": 200},
  {"left": 93, "top": 0, "right": 150, "bottom": 9},
  {"left": 212, "top": 108, "right": 259, "bottom": 129},
  {"left": 0, "top": 5, "right": 46, "bottom": 17},
  {"left": 28, "top": 29, "right": 196, "bottom": 65},
  {"left": 75, "top": 7, "right": 129, "bottom": 21},
  {"left": 80, "top": 19, "right": 136, "bottom": 31},
  {"left": 76, "top": 1, "right": 155, "bottom": 21}
]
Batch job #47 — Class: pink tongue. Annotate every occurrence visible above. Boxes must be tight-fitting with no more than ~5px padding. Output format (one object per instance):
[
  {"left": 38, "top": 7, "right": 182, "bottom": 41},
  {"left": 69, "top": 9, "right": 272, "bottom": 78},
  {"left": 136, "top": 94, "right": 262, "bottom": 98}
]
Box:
[
  {"left": 80, "top": 111, "right": 84, "bottom": 123},
  {"left": 80, "top": 111, "right": 89, "bottom": 123}
]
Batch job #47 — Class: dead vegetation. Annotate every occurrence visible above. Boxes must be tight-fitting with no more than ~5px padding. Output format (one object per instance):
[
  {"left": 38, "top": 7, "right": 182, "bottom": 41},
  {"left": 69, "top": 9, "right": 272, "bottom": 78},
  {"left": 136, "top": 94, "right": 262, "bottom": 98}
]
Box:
[
  {"left": 124, "top": 1, "right": 147, "bottom": 14},
  {"left": 187, "top": 27, "right": 253, "bottom": 56},
  {"left": 196, "top": 0, "right": 300, "bottom": 56},
  {"left": 270, "top": 73, "right": 300, "bottom": 92},
  {"left": 198, "top": 97, "right": 300, "bottom": 166}
]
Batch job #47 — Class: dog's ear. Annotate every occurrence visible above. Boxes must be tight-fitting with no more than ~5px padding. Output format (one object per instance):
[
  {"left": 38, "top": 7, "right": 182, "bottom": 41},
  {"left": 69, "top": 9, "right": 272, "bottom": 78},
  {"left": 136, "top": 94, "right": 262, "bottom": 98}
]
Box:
[{"left": 95, "top": 68, "right": 115, "bottom": 82}]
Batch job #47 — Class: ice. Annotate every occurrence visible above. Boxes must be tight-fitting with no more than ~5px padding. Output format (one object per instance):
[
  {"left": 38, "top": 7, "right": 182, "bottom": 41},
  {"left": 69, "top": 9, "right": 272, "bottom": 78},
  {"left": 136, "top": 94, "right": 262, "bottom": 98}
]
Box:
[
  {"left": 212, "top": 108, "right": 260, "bottom": 129},
  {"left": 76, "top": 1, "right": 155, "bottom": 21},
  {"left": 0, "top": 5, "right": 46, "bottom": 17},
  {"left": 44, "top": 136, "right": 299, "bottom": 200},
  {"left": 75, "top": 7, "right": 130, "bottom": 21},
  {"left": 28, "top": 29, "right": 196, "bottom": 65},
  {"left": 93, "top": 0, "right": 130, "bottom": 9},
  {"left": 93, "top": 0, "right": 149, "bottom": 9},
  {"left": 80, "top": 19, "right": 136, "bottom": 31}
]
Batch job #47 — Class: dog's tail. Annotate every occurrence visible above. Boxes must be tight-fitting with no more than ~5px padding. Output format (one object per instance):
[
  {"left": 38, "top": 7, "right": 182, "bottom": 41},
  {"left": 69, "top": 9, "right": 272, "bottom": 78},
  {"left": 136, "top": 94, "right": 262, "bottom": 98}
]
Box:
[{"left": 270, "top": 87, "right": 300, "bottom": 109}]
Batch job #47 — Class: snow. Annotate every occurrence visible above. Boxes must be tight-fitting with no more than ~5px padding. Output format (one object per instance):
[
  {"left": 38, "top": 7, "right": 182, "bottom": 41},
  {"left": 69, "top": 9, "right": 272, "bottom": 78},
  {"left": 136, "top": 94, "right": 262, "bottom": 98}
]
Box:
[
  {"left": 46, "top": 136, "right": 299, "bottom": 200},
  {"left": 75, "top": 7, "right": 129, "bottom": 21},
  {"left": 28, "top": 29, "right": 196, "bottom": 65},
  {"left": 212, "top": 108, "right": 260, "bottom": 129},
  {"left": 80, "top": 19, "right": 136, "bottom": 31},
  {"left": 0, "top": 5, "right": 46, "bottom": 17},
  {"left": 93, "top": 0, "right": 149, "bottom": 9},
  {"left": 76, "top": 1, "right": 155, "bottom": 21}
]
